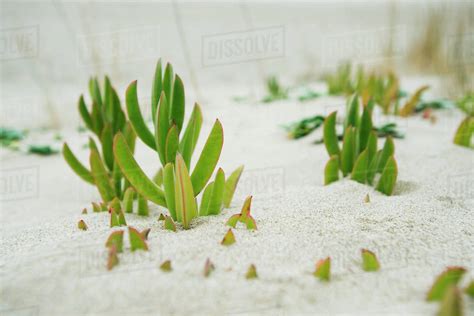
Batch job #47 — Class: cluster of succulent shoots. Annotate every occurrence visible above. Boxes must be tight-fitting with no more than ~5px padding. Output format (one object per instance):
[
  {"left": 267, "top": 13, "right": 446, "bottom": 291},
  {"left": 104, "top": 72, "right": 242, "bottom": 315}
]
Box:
[
  {"left": 113, "top": 59, "right": 244, "bottom": 229},
  {"left": 62, "top": 77, "right": 140, "bottom": 204},
  {"left": 261, "top": 76, "right": 288, "bottom": 103},
  {"left": 323, "top": 94, "right": 398, "bottom": 196},
  {"left": 453, "top": 93, "right": 473, "bottom": 149}
]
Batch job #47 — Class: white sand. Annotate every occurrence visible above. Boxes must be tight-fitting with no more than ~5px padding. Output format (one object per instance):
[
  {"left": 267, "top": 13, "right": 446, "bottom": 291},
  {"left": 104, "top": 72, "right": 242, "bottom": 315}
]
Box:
[{"left": 1, "top": 83, "right": 473, "bottom": 315}]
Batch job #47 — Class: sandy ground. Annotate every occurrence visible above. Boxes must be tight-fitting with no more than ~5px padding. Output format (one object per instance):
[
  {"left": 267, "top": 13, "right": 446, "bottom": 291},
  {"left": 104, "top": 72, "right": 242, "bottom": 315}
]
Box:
[{"left": 1, "top": 81, "right": 473, "bottom": 315}]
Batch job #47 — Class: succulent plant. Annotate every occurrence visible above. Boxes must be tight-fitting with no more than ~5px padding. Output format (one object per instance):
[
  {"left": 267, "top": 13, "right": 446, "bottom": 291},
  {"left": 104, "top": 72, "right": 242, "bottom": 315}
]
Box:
[
  {"left": 313, "top": 257, "right": 331, "bottom": 281},
  {"left": 203, "top": 258, "right": 215, "bottom": 277},
  {"left": 160, "top": 260, "right": 172, "bottom": 272},
  {"left": 323, "top": 94, "right": 398, "bottom": 195},
  {"left": 62, "top": 77, "right": 140, "bottom": 205},
  {"left": 261, "top": 76, "right": 288, "bottom": 103},
  {"left": 427, "top": 267, "right": 466, "bottom": 302},
  {"left": 453, "top": 93, "right": 474, "bottom": 148},
  {"left": 437, "top": 286, "right": 463, "bottom": 316},
  {"left": 226, "top": 196, "right": 257, "bottom": 230},
  {"left": 113, "top": 60, "right": 243, "bottom": 229},
  {"left": 77, "top": 219, "right": 88, "bottom": 231},
  {"left": 361, "top": 249, "right": 380, "bottom": 272},
  {"left": 104, "top": 227, "right": 148, "bottom": 270},
  {"left": 221, "top": 228, "right": 236, "bottom": 246},
  {"left": 245, "top": 264, "right": 258, "bottom": 279}
]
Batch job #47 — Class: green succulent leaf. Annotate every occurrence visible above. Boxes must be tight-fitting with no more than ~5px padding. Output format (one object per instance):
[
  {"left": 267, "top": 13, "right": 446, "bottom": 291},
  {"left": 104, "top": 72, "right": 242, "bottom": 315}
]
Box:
[
  {"left": 358, "top": 105, "right": 373, "bottom": 153},
  {"left": 78, "top": 95, "right": 94, "bottom": 131},
  {"left": 151, "top": 59, "right": 162, "bottom": 121},
  {"left": 110, "top": 209, "right": 120, "bottom": 227},
  {"left": 113, "top": 133, "right": 166, "bottom": 207},
  {"left": 160, "top": 260, "right": 172, "bottom": 272},
  {"left": 221, "top": 228, "right": 236, "bottom": 246},
  {"left": 367, "top": 131, "right": 378, "bottom": 164},
  {"left": 223, "top": 165, "right": 244, "bottom": 208},
  {"left": 344, "top": 93, "right": 360, "bottom": 129},
  {"left": 78, "top": 219, "right": 88, "bottom": 231},
  {"left": 174, "top": 154, "right": 198, "bottom": 229},
  {"left": 199, "top": 181, "right": 214, "bottom": 216},
  {"left": 376, "top": 136, "right": 395, "bottom": 173},
  {"left": 123, "top": 187, "right": 135, "bottom": 213},
  {"left": 323, "top": 111, "right": 340, "bottom": 157},
  {"left": 453, "top": 116, "right": 473, "bottom": 148},
  {"left": 105, "top": 230, "right": 124, "bottom": 253},
  {"left": 155, "top": 92, "right": 170, "bottom": 165},
  {"left": 361, "top": 249, "right": 380, "bottom": 272},
  {"left": 164, "top": 215, "right": 176, "bottom": 232},
  {"left": 437, "top": 286, "right": 463, "bottom": 316},
  {"left": 163, "top": 63, "right": 174, "bottom": 106},
  {"left": 341, "top": 127, "right": 356, "bottom": 176},
  {"left": 129, "top": 226, "right": 149, "bottom": 251},
  {"left": 324, "top": 155, "right": 340, "bottom": 185},
  {"left": 106, "top": 245, "right": 119, "bottom": 271},
  {"left": 200, "top": 168, "right": 225, "bottom": 216},
  {"left": 91, "top": 101, "right": 104, "bottom": 136},
  {"left": 226, "top": 214, "right": 240, "bottom": 228},
  {"left": 137, "top": 194, "right": 149, "bottom": 216},
  {"left": 126, "top": 80, "right": 156, "bottom": 150},
  {"left": 314, "top": 257, "right": 331, "bottom": 281},
  {"left": 351, "top": 149, "right": 368, "bottom": 184},
  {"left": 171, "top": 75, "right": 185, "bottom": 132},
  {"left": 376, "top": 155, "right": 398, "bottom": 195},
  {"left": 101, "top": 123, "right": 114, "bottom": 171},
  {"left": 89, "top": 77, "right": 103, "bottom": 108},
  {"left": 245, "top": 264, "right": 258, "bottom": 279},
  {"left": 165, "top": 125, "right": 179, "bottom": 164},
  {"left": 90, "top": 149, "right": 115, "bottom": 203},
  {"left": 464, "top": 281, "right": 474, "bottom": 297},
  {"left": 190, "top": 120, "right": 224, "bottom": 196},
  {"left": 179, "top": 103, "right": 203, "bottom": 168},
  {"left": 163, "top": 163, "right": 177, "bottom": 220},
  {"left": 62, "top": 143, "right": 94, "bottom": 184},
  {"left": 426, "top": 267, "right": 466, "bottom": 301}
]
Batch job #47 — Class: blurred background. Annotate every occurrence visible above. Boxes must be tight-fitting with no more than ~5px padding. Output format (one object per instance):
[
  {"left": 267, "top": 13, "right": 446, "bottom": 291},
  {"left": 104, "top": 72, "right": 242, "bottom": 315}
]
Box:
[{"left": 0, "top": 0, "right": 473, "bottom": 129}]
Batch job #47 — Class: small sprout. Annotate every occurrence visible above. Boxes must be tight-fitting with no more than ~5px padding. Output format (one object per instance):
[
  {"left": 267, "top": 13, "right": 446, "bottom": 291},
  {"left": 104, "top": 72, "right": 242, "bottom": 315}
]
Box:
[
  {"left": 107, "top": 245, "right": 119, "bottom": 271},
  {"left": 128, "top": 226, "right": 149, "bottom": 251},
  {"left": 105, "top": 230, "right": 124, "bottom": 253},
  {"left": 140, "top": 228, "right": 151, "bottom": 240},
  {"left": 221, "top": 229, "right": 236, "bottom": 246},
  {"left": 437, "top": 286, "right": 463, "bottom": 316},
  {"left": 110, "top": 197, "right": 121, "bottom": 213},
  {"left": 92, "top": 202, "right": 101, "bottom": 213},
  {"left": 203, "top": 258, "right": 215, "bottom": 277},
  {"left": 399, "top": 85, "right": 430, "bottom": 117},
  {"left": 245, "top": 264, "right": 258, "bottom": 279},
  {"left": 364, "top": 194, "right": 370, "bottom": 203},
  {"left": 160, "top": 260, "right": 172, "bottom": 272},
  {"left": 453, "top": 116, "right": 473, "bottom": 148},
  {"left": 225, "top": 196, "right": 257, "bottom": 230},
  {"left": 110, "top": 210, "right": 120, "bottom": 227},
  {"left": 123, "top": 187, "right": 135, "bottom": 213},
  {"left": 361, "top": 249, "right": 380, "bottom": 272},
  {"left": 465, "top": 281, "right": 474, "bottom": 297},
  {"left": 77, "top": 219, "right": 88, "bottom": 231},
  {"left": 137, "top": 194, "right": 149, "bottom": 216},
  {"left": 164, "top": 215, "right": 177, "bottom": 232},
  {"left": 261, "top": 76, "right": 288, "bottom": 103},
  {"left": 158, "top": 213, "right": 166, "bottom": 221},
  {"left": 427, "top": 267, "right": 466, "bottom": 301},
  {"left": 313, "top": 257, "right": 331, "bottom": 281},
  {"left": 81, "top": 208, "right": 87, "bottom": 214},
  {"left": 118, "top": 210, "right": 127, "bottom": 226},
  {"left": 100, "top": 202, "right": 108, "bottom": 212}
]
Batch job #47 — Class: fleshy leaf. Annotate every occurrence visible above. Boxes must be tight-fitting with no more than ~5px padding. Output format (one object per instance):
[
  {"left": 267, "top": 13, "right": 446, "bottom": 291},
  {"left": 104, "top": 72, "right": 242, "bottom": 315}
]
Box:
[
  {"left": 81, "top": 208, "right": 87, "bottom": 214},
  {"left": 90, "top": 149, "right": 115, "bottom": 203},
  {"left": 351, "top": 149, "right": 368, "bottom": 184},
  {"left": 358, "top": 105, "right": 373, "bottom": 153},
  {"left": 100, "top": 123, "right": 114, "bottom": 171},
  {"left": 223, "top": 165, "right": 244, "bottom": 208},
  {"left": 204, "top": 258, "right": 215, "bottom": 277},
  {"left": 165, "top": 125, "right": 179, "bottom": 164},
  {"left": 226, "top": 214, "right": 240, "bottom": 228},
  {"left": 105, "top": 230, "right": 124, "bottom": 253},
  {"left": 137, "top": 194, "right": 149, "bottom": 216},
  {"left": 109, "top": 197, "right": 121, "bottom": 213},
  {"left": 344, "top": 94, "right": 360, "bottom": 129},
  {"left": 164, "top": 215, "right": 177, "bottom": 232},
  {"left": 123, "top": 187, "right": 135, "bottom": 213},
  {"left": 426, "top": 267, "right": 467, "bottom": 301},
  {"left": 158, "top": 213, "right": 166, "bottom": 221},
  {"left": 361, "top": 249, "right": 380, "bottom": 272},
  {"left": 106, "top": 245, "right": 119, "bottom": 271},
  {"left": 453, "top": 116, "right": 473, "bottom": 147},
  {"left": 62, "top": 143, "right": 94, "bottom": 184},
  {"left": 110, "top": 210, "right": 120, "bottom": 227},
  {"left": 160, "top": 260, "right": 172, "bottom": 272},
  {"left": 245, "top": 264, "right": 258, "bottom": 279},
  {"left": 376, "top": 136, "right": 395, "bottom": 174},
  {"left": 153, "top": 168, "right": 163, "bottom": 187},
  {"left": 341, "top": 127, "right": 356, "bottom": 176},
  {"left": 190, "top": 120, "right": 224, "bottom": 196},
  {"left": 437, "top": 286, "right": 463, "bottom": 316},
  {"left": 170, "top": 75, "right": 185, "bottom": 132},
  {"left": 199, "top": 181, "right": 214, "bottom": 216},
  {"left": 201, "top": 168, "right": 225, "bottom": 216},
  {"left": 399, "top": 85, "right": 430, "bottom": 117},
  {"left": 92, "top": 202, "right": 101, "bottom": 212},
  {"left": 78, "top": 219, "right": 88, "bottom": 231},
  {"left": 464, "top": 281, "right": 474, "bottom": 297},
  {"left": 324, "top": 155, "right": 339, "bottom": 185},
  {"left": 314, "top": 257, "right": 331, "bottom": 281},
  {"left": 151, "top": 59, "right": 162, "bottom": 120},
  {"left": 113, "top": 133, "right": 166, "bottom": 207},
  {"left": 225, "top": 196, "right": 257, "bottom": 230},
  {"left": 323, "top": 111, "right": 340, "bottom": 157},
  {"left": 174, "top": 154, "right": 198, "bottom": 229},
  {"left": 126, "top": 81, "right": 156, "bottom": 150},
  {"left": 376, "top": 155, "right": 398, "bottom": 196},
  {"left": 155, "top": 92, "right": 170, "bottom": 165},
  {"left": 221, "top": 228, "right": 236, "bottom": 246},
  {"left": 179, "top": 104, "right": 202, "bottom": 168},
  {"left": 78, "top": 95, "right": 94, "bottom": 132},
  {"left": 118, "top": 210, "right": 127, "bottom": 226},
  {"left": 129, "top": 226, "right": 149, "bottom": 251},
  {"left": 163, "top": 163, "right": 176, "bottom": 220}
]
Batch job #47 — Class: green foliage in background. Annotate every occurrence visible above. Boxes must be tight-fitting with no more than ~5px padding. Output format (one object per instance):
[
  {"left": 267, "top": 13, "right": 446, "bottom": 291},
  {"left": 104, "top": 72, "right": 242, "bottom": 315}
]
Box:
[{"left": 454, "top": 93, "right": 474, "bottom": 149}]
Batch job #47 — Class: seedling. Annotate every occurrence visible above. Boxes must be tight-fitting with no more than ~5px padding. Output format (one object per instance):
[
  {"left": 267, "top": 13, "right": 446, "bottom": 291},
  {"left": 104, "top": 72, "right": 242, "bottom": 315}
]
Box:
[
  {"left": 226, "top": 196, "right": 257, "bottom": 230},
  {"left": 426, "top": 267, "right": 466, "bottom": 301},
  {"left": 137, "top": 194, "right": 149, "bottom": 216},
  {"left": 114, "top": 60, "right": 244, "bottom": 229},
  {"left": 204, "top": 258, "right": 215, "bottom": 277},
  {"left": 164, "top": 215, "right": 177, "bottom": 232},
  {"left": 245, "top": 264, "right": 258, "bottom": 279},
  {"left": 323, "top": 95, "right": 398, "bottom": 196},
  {"left": 105, "top": 230, "right": 124, "bottom": 253},
  {"left": 221, "top": 229, "right": 236, "bottom": 246},
  {"left": 261, "top": 76, "right": 288, "bottom": 103},
  {"left": 63, "top": 76, "right": 139, "bottom": 204},
  {"left": 92, "top": 202, "right": 101, "bottom": 213},
  {"left": 437, "top": 286, "right": 463, "bottom": 316},
  {"left": 361, "top": 249, "right": 380, "bottom": 272},
  {"left": 107, "top": 245, "right": 119, "bottom": 271},
  {"left": 465, "top": 281, "right": 474, "bottom": 297},
  {"left": 128, "top": 226, "right": 148, "bottom": 251},
  {"left": 77, "top": 219, "right": 88, "bottom": 231},
  {"left": 364, "top": 194, "right": 370, "bottom": 203},
  {"left": 399, "top": 85, "right": 430, "bottom": 117},
  {"left": 158, "top": 213, "right": 166, "bottom": 221},
  {"left": 81, "top": 208, "right": 87, "bottom": 214},
  {"left": 313, "top": 257, "right": 331, "bottom": 281},
  {"left": 453, "top": 93, "right": 474, "bottom": 148},
  {"left": 160, "top": 260, "right": 172, "bottom": 272}
]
